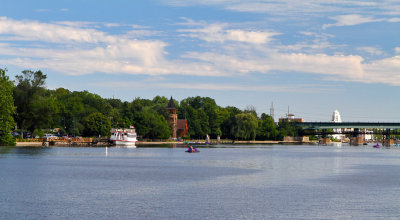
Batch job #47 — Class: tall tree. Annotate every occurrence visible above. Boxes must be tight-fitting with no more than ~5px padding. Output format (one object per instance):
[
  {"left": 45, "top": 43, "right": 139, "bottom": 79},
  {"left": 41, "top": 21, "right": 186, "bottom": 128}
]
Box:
[
  {"left": 234, "top": 113, "right": 258, "bottom": 140},
  {"left": 0, "top": 69, "right": 16, "bottom": 145},
  {"left": 83, "top": 112, "right": 111, "bottom": 137},
  {"left": 220, "top": 106, "right": 242, "bottom": 139},
  {"left": 257, "top": 113, "right": 278, "bottom": 140},
  {"left": 13, "top": 70, "right": 47, "bottom": 136},
  {"left": 277, "top": 119, "right": 302, "bottom": 140}
]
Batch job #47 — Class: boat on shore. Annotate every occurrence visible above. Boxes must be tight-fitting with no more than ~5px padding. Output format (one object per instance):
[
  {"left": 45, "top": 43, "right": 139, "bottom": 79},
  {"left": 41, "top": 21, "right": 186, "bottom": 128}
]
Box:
[{"left": 110, "top": 127, "right": 137, "bottom": 147}]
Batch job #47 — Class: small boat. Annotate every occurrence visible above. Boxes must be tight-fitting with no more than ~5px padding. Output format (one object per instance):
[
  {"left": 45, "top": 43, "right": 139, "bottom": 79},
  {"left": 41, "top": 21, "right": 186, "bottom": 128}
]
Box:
[
  {"left": 186, "top": 149, "right": 200, "bottom": 153},
  {"left": 110, "top": 127, "right": 137, "bottom": 147},
  {"left": 373, "top": 144, "right": 381, "bottom": 148},
  {"left": 185, "top": 146, "right": 200, "bottom": 153}
]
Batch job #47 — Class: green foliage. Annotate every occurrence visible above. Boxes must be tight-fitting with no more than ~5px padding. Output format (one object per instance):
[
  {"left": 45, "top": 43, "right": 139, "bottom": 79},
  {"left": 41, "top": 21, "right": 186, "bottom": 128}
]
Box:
[
  {"left": 32, "top": 129, "right": 45, "bottom": 138},
  {"left": 277, "top": 119, "right": 303, "bottom": 141},
  {"left": 83, "top": 112, "right": 111, "bottom": 137},
  {"left": 179, "top": 96, "right": 226, "bottom": 138},
  {"left": 0, "top": 68, "right": 16, "bottom": 146},
  {"left": 9, "top": 69, "right": 305, "bottom": 141},
  {"left": 234, "top": 113, "right": 258, "bottom": 140},
  {"left": 220, "top": 106, "right": 242, "bottom": 139},
  {"left": 257, "top": 113, "right": 278, "bottom": 140},
  {"left": 135, "top": 110, "right": 170, "bottom": 139},
  {"left": 13, "top": 70, "right": 48, "bottom": 135}
]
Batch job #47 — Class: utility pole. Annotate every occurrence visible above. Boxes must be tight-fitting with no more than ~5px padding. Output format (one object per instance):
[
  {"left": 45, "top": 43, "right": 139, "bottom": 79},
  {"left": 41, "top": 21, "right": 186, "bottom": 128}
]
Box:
[{"left": 270, "top": 102, "right": 275, "bottom": 122}]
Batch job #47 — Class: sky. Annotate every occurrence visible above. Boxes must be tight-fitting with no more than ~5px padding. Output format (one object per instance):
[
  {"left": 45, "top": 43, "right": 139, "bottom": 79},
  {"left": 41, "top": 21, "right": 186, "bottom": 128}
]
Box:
[{"left": 0, "top": 0, "right": 399, "bottom": 122}]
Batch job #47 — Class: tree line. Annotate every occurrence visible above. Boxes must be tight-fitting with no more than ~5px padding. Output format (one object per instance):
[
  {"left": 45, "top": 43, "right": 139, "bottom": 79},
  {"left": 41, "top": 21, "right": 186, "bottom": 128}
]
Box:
[{"left": 0, "top": 69, "right": 300, "bottom": 145}]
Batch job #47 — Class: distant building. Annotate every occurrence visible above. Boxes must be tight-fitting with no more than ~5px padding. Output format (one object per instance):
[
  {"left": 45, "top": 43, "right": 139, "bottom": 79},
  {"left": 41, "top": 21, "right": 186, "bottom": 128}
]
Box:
[
  {"left": 167, "top": 97, "right": 188, "bottom": 139},
  {"left": 331, "top": 110, "right": 342, "bottom": 122},
  {"left": 331, "top": 110, "right": 345, "bottom": 140},
  {"left": 279, "top": 113, "right": 304, "bottom": 123},
  {"left": 177, "top": 119, "right": 189, "bottom": 138},
  {"left": 361, "top": 130, "right": 374, "bottom": 141}
]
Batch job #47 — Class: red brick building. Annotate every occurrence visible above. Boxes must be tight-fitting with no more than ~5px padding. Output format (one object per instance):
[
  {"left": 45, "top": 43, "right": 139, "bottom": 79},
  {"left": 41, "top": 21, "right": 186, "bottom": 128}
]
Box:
[{"left": 167, "top": 97, "right": 188, "bottom": 139}]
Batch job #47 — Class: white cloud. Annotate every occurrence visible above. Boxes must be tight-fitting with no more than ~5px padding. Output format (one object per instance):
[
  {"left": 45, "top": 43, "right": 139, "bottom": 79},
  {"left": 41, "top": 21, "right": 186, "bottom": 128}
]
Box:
[
  {"left": 92, "top": 79, "right": 338, "bottom": 93},
  {"left": 0, "top": 16, "right": 399, "bottom": 89},
  {"left": 0, "top": 17, "right": 109, "bottom": 43},
  {"left": 179, "top": 23, "right": 279, "bottom": 44},
  {"left": 388, "top": 17, "right": 400, "bottom": 22},
  {"left": 357, "top": 46, "right": 384, "bottom": 56},
  {"left": 181, "top": 47, "right": 400, "bottom": 85},
  {"left": 323, "top": 14, "right": 381, "bottom": 29},
  {"left": 0, "top": 17, "right": 173, "bottom": 75},
  {"left": 363, "top": 56, "right": 400, "bottom": 85},
  {"left": 271, "top": 53, "right": 364, "bottom": 78},
  {"left": 163, "top": 0, "right": 393, "bottom": 16},
  {"left": 323, "top": 14, "right": 400, "bottom": 29}
]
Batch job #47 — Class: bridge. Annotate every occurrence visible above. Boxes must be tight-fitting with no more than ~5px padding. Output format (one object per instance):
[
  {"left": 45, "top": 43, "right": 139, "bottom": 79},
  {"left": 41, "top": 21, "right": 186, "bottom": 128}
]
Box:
[
  {"left": 295, "top": 122, "right": 400, "bottom": 146},
  {"left": 297, "top": 122, "right": 400, "bottom": 129}
]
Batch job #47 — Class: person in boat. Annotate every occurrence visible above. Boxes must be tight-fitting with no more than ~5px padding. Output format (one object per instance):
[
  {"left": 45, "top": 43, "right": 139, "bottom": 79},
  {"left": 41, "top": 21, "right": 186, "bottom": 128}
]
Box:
[{"left": 187, "top": 145, "right": 197, "bottom": 152}]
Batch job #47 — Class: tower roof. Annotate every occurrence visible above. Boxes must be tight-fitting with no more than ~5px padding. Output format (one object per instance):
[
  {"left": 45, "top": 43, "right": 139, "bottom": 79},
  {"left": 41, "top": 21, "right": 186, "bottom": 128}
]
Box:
[{"left": 167, "top": 96, "right": 176, "bottom": 110}]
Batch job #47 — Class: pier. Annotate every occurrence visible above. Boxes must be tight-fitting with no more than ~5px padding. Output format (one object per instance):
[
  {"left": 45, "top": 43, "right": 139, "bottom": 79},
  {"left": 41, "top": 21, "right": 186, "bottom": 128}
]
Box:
[{"left": 39, "top": 137, "right": 110, "bottom": 146}]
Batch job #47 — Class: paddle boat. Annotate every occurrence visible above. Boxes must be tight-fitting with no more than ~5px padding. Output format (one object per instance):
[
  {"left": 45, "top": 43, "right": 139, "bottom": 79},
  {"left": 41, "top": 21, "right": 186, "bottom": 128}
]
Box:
[
  {"left": 185, "top": 146, "right": 200, "bottom": 153},
  {"left": 373, "top": 144, "right": 381, "bottom": 148}
]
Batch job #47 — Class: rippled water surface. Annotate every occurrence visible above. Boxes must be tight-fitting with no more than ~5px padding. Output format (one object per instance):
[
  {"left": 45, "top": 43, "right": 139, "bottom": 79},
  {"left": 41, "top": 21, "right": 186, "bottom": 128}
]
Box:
[{"left": 1, "top": 144, "right": 400, "bottom": 219}]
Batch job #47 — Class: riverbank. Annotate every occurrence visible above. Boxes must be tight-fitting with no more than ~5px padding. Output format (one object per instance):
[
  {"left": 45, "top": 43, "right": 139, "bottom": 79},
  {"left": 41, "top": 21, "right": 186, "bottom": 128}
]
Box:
[
  {"left": 15, "top": 142, "right": 43, "bottom": 147},
  {"left": 15, "top": 140, "right": 314, "bottom": 147}
]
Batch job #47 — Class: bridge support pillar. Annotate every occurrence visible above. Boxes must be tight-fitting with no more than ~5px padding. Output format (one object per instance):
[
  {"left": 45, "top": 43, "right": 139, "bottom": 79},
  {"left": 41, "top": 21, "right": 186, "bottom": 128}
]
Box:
[
  {"left": 350, "top": 137, "right": 363, "bottom": 146},
  {"left": 319, "top": 137, "right": 331, "bottom": 145},
  {"left": 383, "top": 139, "right": 394, "bottom": 146}
]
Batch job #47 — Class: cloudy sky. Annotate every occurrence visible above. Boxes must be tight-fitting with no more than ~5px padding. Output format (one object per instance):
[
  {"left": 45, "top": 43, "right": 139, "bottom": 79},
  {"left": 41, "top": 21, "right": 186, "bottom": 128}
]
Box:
[{"left": 1, "top": 0, "right": 399, "bottom": 121}]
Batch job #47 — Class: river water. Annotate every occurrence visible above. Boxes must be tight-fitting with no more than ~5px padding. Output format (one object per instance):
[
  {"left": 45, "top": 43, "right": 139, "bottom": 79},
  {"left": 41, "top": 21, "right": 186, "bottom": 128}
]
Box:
[{"left": 1, "top": 144, "right": 400, "bottom": 219}]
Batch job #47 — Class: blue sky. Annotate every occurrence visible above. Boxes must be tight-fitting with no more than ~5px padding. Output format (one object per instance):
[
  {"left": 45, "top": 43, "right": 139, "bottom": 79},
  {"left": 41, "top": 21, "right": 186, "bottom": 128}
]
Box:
[{"left": 1, "top": 0, "right": 399, "bottom": 121}]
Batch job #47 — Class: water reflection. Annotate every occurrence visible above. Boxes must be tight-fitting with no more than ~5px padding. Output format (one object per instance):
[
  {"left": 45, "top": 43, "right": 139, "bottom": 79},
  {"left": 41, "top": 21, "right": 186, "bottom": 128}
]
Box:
[
  {"left": 136, "top": 143, "right": 187, "bottom": 148},
  {"left": 2, "top": 145, "right": 400, "bottom": 219},
  {"left": 0, "top": 146, "right": 14, "bottom": 156},
  {"left": 0, "top": 146, "right": 52, "bottom": 159},
  {"left": 14, "top": 147, "right": 52, "bottom": 156}
]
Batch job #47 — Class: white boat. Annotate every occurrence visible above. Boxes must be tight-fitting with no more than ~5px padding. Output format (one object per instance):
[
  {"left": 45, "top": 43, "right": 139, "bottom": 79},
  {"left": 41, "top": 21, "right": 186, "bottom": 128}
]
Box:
[{"left": 110, "top": 127, "right": 137, "bottom": 147}]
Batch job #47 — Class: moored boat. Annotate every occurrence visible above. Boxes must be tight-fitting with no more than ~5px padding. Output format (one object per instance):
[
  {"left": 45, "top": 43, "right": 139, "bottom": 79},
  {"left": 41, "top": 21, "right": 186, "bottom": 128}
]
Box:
[{"left": 110, "top": 127, "right": 137, "bottom": 147}]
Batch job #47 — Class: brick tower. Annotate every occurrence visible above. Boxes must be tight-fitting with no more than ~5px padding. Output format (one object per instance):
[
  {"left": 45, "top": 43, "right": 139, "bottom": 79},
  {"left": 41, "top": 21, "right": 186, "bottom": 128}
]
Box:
[{"left": 167, "top": 97, "right": 177, "bottom": 139}]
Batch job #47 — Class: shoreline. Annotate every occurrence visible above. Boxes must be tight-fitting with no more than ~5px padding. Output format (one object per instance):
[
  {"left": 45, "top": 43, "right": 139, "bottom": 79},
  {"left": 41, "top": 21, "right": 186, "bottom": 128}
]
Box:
[{"left": 15, "top": 140, "right": 316, "bottom": 147}]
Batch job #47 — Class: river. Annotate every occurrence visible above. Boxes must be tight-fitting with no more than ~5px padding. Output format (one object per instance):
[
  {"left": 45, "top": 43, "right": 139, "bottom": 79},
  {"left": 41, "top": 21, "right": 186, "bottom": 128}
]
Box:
[{"left": 1, "top": 144, "right": 400, "bottom": 219}]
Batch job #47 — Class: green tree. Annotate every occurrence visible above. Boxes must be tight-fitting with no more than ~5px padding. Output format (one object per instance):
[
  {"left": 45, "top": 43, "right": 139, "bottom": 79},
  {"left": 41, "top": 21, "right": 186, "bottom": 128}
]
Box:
[
  {"left": 30, "top": 90, "right": 59, "bottom": 129},
  {"left": 234, "top": 113, "right": 258, "bottom": 140},
  {"left": 152, "top": 96, "right": 169, "bottom": 118},
  {"left": 83, "top": 112, "right": 111, "bottom": 137},
  {"left": 180, "top": 96, "right": 223, "bottom": 138},
  {"left": 277, "top": 119, "right": 302, "bottom": 140},
  {"left": 138, "top": 111, "right": 170, "bottom": 139},
  {"left": 0, "top": 69, "right": 16, "bottom": 146},
  {"left": 257, "top": 113, "right": 278, "bottom": 140},
  {"left": 220, "top": 106, "right": 242, "bottom": 139},
  {"left": 13, "top": 70, "right": 48, "bottom": 136}
]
